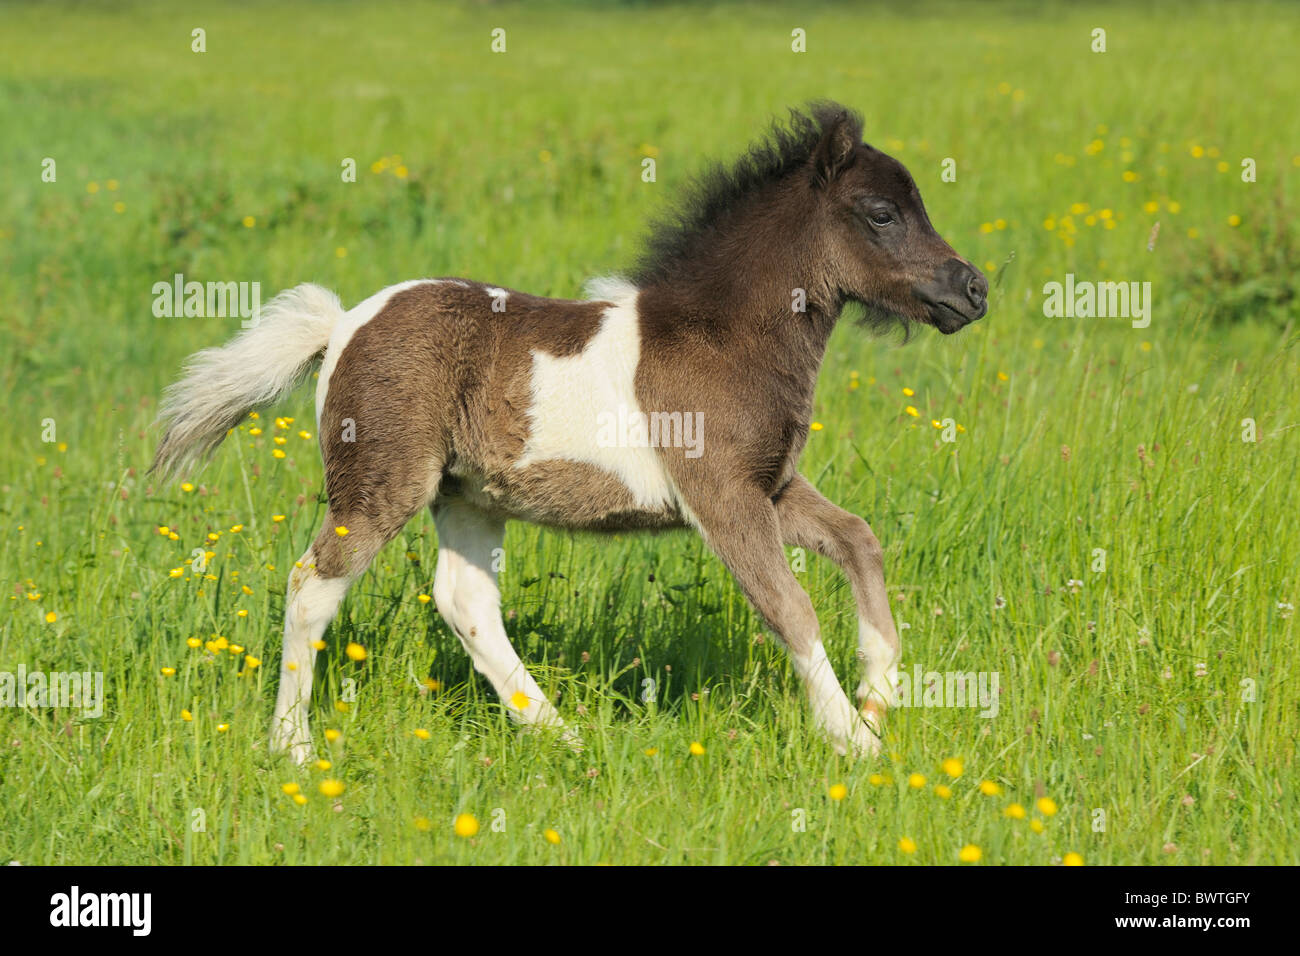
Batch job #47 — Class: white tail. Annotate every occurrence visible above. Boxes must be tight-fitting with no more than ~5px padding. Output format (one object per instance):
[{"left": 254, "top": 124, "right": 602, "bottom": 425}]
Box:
[{"left": 151, "top": 283, "right": 344, "bottom": 481}]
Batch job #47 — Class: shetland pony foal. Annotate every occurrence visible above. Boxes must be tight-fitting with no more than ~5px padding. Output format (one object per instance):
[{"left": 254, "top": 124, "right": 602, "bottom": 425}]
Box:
[{"left": 152, "top": 103, "right": 987, "bottom": 762}]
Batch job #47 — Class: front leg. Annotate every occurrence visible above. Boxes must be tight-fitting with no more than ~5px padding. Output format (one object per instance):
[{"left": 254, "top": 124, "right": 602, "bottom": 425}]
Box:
[
  {"left": 683, "top": 483, "right": 878, "bottom": 757},
  {"left": 773, "top": 474, "right": 901, "bottom": 736}
]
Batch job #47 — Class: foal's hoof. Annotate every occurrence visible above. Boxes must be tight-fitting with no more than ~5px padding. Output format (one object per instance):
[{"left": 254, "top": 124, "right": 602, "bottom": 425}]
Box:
[
  {"left": 830, "top": 714, "right": 883, "bottom": 759},
  {"left": 269, "top": 732, "right": 314, "bottom": 766}
]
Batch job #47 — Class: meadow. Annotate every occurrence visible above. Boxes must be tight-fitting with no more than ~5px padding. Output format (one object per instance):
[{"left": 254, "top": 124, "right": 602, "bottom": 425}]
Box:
[{"left": 0, "top": 0, "right": 1297, "bottom": 864}]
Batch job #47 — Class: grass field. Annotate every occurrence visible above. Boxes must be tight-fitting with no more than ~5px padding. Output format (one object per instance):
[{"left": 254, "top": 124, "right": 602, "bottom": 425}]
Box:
[{"left": 1, "top": 0, "right": 1297, "bottom": 865}]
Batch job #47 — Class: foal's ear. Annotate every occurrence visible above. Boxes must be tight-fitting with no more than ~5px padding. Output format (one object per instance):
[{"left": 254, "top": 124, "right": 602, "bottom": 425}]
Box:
[{"left": 811, "top": 110, "right": 859, "bottom": 185}]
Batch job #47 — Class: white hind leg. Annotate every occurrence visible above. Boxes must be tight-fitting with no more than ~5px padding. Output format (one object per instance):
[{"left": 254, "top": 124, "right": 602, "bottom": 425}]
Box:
[
  {"left": 432, "top": 501, "right": 574, "bottom": 741},
  {"left": 270, "top": 549, "right": 352, "bottom": 765}
]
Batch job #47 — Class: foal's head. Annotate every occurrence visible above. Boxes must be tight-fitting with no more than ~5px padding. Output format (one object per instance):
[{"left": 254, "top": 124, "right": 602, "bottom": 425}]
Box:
[
  {"left": 633, "top": 103, "right": 987, "bottom": 336},
  {"left": 803, "top": 104, "right": 988, "bottom": 335}
]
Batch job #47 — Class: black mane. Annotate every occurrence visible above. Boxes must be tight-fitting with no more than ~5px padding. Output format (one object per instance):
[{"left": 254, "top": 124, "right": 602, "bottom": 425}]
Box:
[{"left": 630, "top": 102, "right": 864, "bottom": 285}]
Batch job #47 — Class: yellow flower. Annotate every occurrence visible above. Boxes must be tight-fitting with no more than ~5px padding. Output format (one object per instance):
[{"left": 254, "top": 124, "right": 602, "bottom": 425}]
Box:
[
  {"left": 315, "top": 759, "right": 332, "bottom": 771},
  {"left": 272, "top": 514, "right": 285, "bottom": 522},
  {"left": 1227, "top": 214, "right": 1241, "bottom": 227},
  {"left": 229, "top": 524, "right": 244, "bottom": 533},
  {"left": 160, "top": 667, "right": 176, "bottom": 677},
  {"left": 509, "top": 690, "right": 530, "bottom": 710},
  {"left": 417, "top": 593, "right": 431, "bottom": 604},
  {"left": 904, "top": 406, "right": 919, "bottom": 418},
  {"left": 1122, "top": 170, "right": 1139, "bottom": 182},
  {"left": 181, "top": 709, "right": 192, "bottom": 721},
  {"left": 324, "top": 728, "right": 340, "bottom": 742},
  {"left": 994, "top": 218, "right": 1007, "bottom": 230},
  {"left": 959, "top": 844, "right": 982, "bottom": 863},
  {"left": 1063, "top": 852, "right": 1084, "bottom": 866},
  {"left": 643, "top": 747, "right": 659, "bottom": 756},
  {"left": 244, "top": 655, "right": 261, "bottom": 669},
  {"left": 241, "top": 584, "right": 253, "bottom": 596},
  {"left": 1030, "top": 818, "right": 1045, "bottom": 833},
  {"left": 242, "top": 215, "right": 256, "bottom": 228},
  {"left": 272, "top": 449, "right": 286, "bottom": 459},
  {"left": 216, "top": 723, "right": 229, "bottom": 733},
  {"left": 414, "top": 728, "right": 431, "bottom": 740},
  {"left": 941, "top": 758, "right": 964, "bottom": 778},
  {"left": 453, "top": 813, "right": 479, "bottom": 837},
  {"left": 237, "top": 609, "right": 248, "bottom": 618},
  {"left": 345, "top": 642, "right": 367, "bottom": 662},
  {"left": 250, "top": 427, "right": 263, "bottom": 436},
  {"left": 335, "top": 526, "right": 349, "bottom": 536},
  {"left": 293, "top": 794, "right": 308, "bottom": 805},
  {"left": 281, "top": 782, "right": 300, "bottom": 795},
  {"left": 312, "top": 640, "right": 326, "bottom": 650},
  {"left": 902, "top": 387, "right": 914, "bottom": 396},
  {"left": 414, "top": 816, "right": 431, "bottom": 831},
  {"left": 1004, "top": 802, "right": 1027, "bottom": 819},
  {"left": 181, "top": 482, "right": 195, "bottom": 493},
  {"left": 319, "top": 779, "right": 344, "bottom": 798},
  {"left": 1042, "top": 217, "right": 1056, "bottom": 230},
  {"left": 934, "top": 784, "right": 952, "bottom": 799},
  {"left": 1190, "top": 144, "right": 1205, "bottom": 158},
  {"left": 868, "top": 773, "right": 887, "bottom": 786},
  {"left": 908, "top": 773, "right": 926, "bottom": 789},
  {"left": 978, "top": 780, "right": 1001, "bottom": 796},
  {"left": 169, "top": 568, "right": 184, "bottom": 579},
  {"left": 544, "top": 828, "right": 562, "bottom": 845},
  {"left": 898, "top": 837, "right": 917, "bottom": 854},
  {"left": 809, "top": 422, "right": 824, "bottom": 432},
  {"left": 828, "top": 783, "right": 847, "bottom": 801},
  {"left": 689, "top": 741, "right": 705, "bottom": 756},
  {"left": 1143, "top": 200, "right": 1159, "bottom": 213},
  {"left": 979, "top": 222, "right": 994, "bottom": 234},
  {"left": 187, "top": 637, "right": 202, "bottom": 648},
  {"left": 298, "top": 430, "right": 312, "bottom": 440},
  {"left": 45, "top": 612, "right": 57, "bottom": 623},
  {"left": 1036, "top": 797, "right": 1059, "bottom": 817}
]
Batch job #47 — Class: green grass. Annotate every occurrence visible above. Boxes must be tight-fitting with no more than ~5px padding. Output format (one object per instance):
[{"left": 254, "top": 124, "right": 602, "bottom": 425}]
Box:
[{"left": 1, "top": 0, "right": 1297, "bottom": 864}]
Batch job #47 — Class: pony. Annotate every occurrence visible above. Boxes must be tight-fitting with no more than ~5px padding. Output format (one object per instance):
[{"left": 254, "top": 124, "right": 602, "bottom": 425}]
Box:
[{"left": 151, "top": 102, "right": 987, "bottom": 763}]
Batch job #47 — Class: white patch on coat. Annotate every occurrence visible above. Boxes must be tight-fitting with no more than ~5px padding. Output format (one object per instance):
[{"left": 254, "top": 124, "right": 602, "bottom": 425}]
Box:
[
  {"left": 855, "top": 619, "right": 900, "bottom": 712},
  {"left": 514, "top": 279, "right": 678, "bottom": 511},
  {"left": 270, "top": 552, "right": 353, "bottom": 764},
  {"left": 433, "top": 503, "right": 574, "bottom": 741},
  {"left": 794, "top": 641, "right": 880, "bottom": 757},
  {"left": 315, "top": 279, "right": 459, "bottom": 425}
]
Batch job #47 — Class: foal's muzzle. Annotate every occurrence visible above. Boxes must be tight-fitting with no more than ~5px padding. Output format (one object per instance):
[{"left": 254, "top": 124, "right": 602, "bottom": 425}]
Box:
[{"left": 917, "top": 258, "right": 989, "bottom": 334}]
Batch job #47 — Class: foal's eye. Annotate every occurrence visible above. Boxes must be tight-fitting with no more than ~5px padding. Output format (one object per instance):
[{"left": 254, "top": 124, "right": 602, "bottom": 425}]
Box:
[{"left": 868, "top": 209, "right": 895, "bottom": 227}]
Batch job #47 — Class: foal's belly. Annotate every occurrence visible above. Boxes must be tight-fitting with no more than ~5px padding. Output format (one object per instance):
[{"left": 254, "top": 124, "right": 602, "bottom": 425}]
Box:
[{"left": 437, "top": 460, "right": 688, "bottom": 532}]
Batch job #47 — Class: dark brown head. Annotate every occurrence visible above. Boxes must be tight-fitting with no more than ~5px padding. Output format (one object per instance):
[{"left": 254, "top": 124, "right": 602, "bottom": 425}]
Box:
[{"left": 805, "top": 104, "right": 987, "bottom": 334}]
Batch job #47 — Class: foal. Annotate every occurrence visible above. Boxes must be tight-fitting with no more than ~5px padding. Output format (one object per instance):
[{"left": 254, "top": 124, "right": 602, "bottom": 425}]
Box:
[{"left": 152, "top": 103, "right": 987, "bottom": 762}]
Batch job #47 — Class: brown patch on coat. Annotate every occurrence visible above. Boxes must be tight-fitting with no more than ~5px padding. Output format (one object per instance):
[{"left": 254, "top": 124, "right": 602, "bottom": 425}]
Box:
[{"left": 317, "top": 281, "right": 678, "bottom": 561}]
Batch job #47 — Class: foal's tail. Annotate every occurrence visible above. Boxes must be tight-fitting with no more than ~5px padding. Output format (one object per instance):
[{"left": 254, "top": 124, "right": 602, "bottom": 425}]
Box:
[{"left": 150, "top": 283, "right": 344, "bottom": 482}]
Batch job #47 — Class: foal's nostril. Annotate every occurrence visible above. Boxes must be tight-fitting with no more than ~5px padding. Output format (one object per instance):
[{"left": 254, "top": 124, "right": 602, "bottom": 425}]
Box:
[{"left": 965, "top": 268, "right": 989, "bottom": 306}]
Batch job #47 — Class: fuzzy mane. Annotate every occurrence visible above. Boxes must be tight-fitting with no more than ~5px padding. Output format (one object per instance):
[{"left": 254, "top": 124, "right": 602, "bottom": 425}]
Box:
[{"left": 630, "top": 102, "right": 864, "bottom": 285}]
